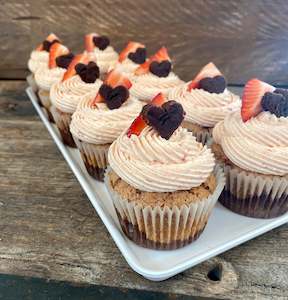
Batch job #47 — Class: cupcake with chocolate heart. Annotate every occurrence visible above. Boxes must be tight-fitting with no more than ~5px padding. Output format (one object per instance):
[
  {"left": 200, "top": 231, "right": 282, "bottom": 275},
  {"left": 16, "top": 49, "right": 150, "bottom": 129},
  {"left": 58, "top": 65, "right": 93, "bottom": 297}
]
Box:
[
  {"left": 169, "top": 62, "right": 241, "bottom": 144},
  {"left": 50, "top": 54, "right": 102, "bottom": 147},
  {"left": 35, "top": 42, "right": 74, "bottom": 122},
  {"left": 84, "top": 33, "right": 118, "bottom": 77},
  {"left": 212, "top": 79, "right": 288, "bottom": 218},
  {"left": 130, "top": 47, "right": 183, "bottom": 102},
  {"left": 116, "top": 41, "right": 147, "bottom": 78},
  {"left": 104, "top": 93, "right": 225, "bottom": 250},
  {"left": 27, "top": 33, "right": 60, "bottom": 92},
  {"left": 70, "top": 68, "right": 142, "bottom": 180}
]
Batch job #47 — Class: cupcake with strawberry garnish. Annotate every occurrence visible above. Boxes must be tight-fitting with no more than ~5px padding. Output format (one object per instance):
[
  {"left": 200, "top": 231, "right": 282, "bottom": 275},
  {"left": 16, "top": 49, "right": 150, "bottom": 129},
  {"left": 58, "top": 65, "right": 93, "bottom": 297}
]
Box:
[
  {"left": 84, "top": 33, "right": 118, "bottom": 77},
  {"left": 35, "top": 42, "right": 74, "bottom": 122},
  {"left": 116, "top": 41, "right": 146, "bottom": 78},
  {"left": 70, "top": 68, "right": 142, "bottom": 180},
  {"left": 27, "top": 33, "right": 60, "bottom": 92},
  {"left": 212, "top": 78, "right": 288, "bottom": 218},
  {"left": 130, "top": 47, "right": 183, "bottom": 102},
  {"left": 50, "top": 54, "right": 102, "bottom": 147},
  {"left": 169, "top": 62, "right": 241, "bottom": 144},
  {"left": 104, "top": 93, "right": 225, "bottom": 250}
]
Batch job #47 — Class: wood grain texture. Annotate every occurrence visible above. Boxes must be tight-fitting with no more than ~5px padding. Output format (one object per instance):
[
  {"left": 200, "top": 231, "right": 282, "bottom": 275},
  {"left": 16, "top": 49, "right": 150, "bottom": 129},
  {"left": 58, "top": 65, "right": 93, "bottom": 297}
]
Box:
[
  {"left": 0, "top": 80, "right": 288, "bottom": 299},
  {"left": 2, "top": 0, "right": 288, "bottom": 84}
]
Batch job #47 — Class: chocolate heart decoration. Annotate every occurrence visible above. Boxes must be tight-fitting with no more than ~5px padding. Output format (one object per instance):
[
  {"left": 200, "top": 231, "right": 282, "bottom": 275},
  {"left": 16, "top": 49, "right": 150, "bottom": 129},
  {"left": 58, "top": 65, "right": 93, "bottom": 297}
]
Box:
[
  {"left": 75, "top": 62, "right": 100, "bottom": 83},
  {"left": 198, "top": 75, "right": 226, "bottom": 94},
  {"left": 42, "top": 39, "right": 60, "bottom": 52},
  {"left": 128, "top": 47, "right": 146, "bottom": 64},
  {"left": 149, "top": 60, "right": 172, "bottom": 77},
  {"left": 98, "top": 84, "right": 129, "bottom": 110},
  {"left": 56, "top": 53, "right": 74, "bottom": 69},
  {"left": 93, "top": 36, "right": 110, "bottom": 50},
  {"left": 142, "top": 100, "right": 185, "bottom": 139}
]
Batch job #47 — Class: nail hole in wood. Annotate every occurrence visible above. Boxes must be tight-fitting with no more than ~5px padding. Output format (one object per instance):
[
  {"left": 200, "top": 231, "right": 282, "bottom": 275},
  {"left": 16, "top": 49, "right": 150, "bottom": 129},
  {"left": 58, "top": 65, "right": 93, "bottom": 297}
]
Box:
[{"left": 207, "top": 264, "right": 222, "bottom": 282}]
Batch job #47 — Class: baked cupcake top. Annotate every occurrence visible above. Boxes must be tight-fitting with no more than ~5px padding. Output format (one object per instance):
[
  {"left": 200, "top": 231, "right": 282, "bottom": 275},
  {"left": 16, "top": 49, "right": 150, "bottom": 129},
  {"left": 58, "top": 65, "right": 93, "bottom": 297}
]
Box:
[
  {"left": 169, "top": 62, "right": 241, "bottom": 127},
  {"left": 28, "top": 33, "right": 59, "bottom": 73},
  {"left": 213, "top": 79, "right": 288, "bottom": 176},
  {"left": 70, "top": 68, "right": 142, "bottom": 145},
  {"left": 35, "top": 42, "right": 74, "bottom": 91},
  {"left": 50, "top": 54, "right": 102, "bottom": 114},
  {"left": 84, "top": 33, "right": 118, "bottom": 74},
  {"left": 108, "top": 93, "right": 215, "bottom": 192},
  {"left": 115, "top": 41, "right": 147, "bottom": 76},
  {"left": 130, "top": 47, "right": 183, "bottom": 101}
]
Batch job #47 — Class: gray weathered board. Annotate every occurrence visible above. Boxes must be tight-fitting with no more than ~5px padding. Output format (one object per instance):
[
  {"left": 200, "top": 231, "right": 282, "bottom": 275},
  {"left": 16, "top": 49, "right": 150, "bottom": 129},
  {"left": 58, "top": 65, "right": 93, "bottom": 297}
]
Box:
[{"left": 2, "top": 0, "right": 288, "bottom": 85}]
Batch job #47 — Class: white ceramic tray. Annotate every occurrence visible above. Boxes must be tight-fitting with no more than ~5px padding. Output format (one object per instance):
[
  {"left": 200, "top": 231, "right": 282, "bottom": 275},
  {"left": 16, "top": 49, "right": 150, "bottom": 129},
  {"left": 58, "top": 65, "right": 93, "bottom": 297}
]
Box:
[{"left": 26, "top": 86, "right": 288, "bottom": 281}]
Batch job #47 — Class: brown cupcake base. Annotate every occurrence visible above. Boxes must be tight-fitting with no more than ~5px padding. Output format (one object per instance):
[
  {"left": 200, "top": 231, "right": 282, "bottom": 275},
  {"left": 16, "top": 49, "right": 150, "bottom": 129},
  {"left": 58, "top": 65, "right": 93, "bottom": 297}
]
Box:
[
  {"left": 58, "top": 127, "right": 76, "bottom": 148},
  {"left": 117, "top": 211, "right": 206, "bottom": 250},
  {"left": 220, "top": 190, "right": 288, "bottom": 219},
  {"left": 46, "top": 108, "right": 55, "bottom": 123},
  {"left": 82, "top": 156, "right": 105, "bottom": 181}
]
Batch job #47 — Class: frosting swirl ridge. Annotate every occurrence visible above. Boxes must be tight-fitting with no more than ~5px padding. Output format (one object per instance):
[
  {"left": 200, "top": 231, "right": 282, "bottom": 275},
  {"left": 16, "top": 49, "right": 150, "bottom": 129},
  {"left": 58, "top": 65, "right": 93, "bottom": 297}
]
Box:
[
  {"left": 213, "top": 111, "right": 288, "bottom": 175},
  {"left": 108, "top": 127, "right": 215, "bottom": 192},
  {"left": 28, "top": 51, "right": 49, "bottom": 73},
  {"left": 35, "top": 67, "right": 66, "bottom": 91},
  {"left": 169, "top": 83, "right": 241, "bottom": 127}
]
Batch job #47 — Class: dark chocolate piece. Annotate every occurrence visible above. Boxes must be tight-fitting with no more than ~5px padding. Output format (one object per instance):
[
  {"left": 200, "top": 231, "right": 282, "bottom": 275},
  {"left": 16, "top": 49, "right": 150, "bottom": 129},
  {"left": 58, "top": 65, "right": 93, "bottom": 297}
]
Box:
[
  {"left": 75, "top": 62, "right": 100, "bottom": 83},
  {"left": 128, "top": 47, "right": 146, "bottom": 64},
  {"left": 198, "top": 75, "right": 226, "bottom": 94},
  {"left": 42, "top": 39, "right": 60, "bottom": 52},
  {"left": 93, "top": 36, "right": 110, "bottom": 50},
  {"left": 261, "top": 91, "right": 288, "bottom": 117},
  {"left": 56, "top": 53, "right": 74, "bottom": 69},
  {"left": 149, "top": 60, "right": 171, "bottom": 77}
]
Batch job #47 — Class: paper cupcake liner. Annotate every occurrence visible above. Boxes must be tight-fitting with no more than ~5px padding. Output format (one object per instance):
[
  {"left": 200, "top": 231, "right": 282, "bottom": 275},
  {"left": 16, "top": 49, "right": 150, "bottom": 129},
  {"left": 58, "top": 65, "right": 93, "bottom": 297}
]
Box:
[
  {"left": 73, "top": 136, "right": 110, "bottom": 181},
  {"left": 182, "top": 121, "right": 212, "bottom": 145},
  {"left": 50, "top": 106, "right": 76, "bottom": 148},
  {"left": 104, "top": 166, "right": 225, "bottom": 250},
  {"left": 219, "top": 164, "right": 288, "bottom": 219},
  {"left": 26, "top": 74, "right": 38, "bottom": 93},
  {"left": 38, "top": 89, "right": 54, "bottom": 123}
]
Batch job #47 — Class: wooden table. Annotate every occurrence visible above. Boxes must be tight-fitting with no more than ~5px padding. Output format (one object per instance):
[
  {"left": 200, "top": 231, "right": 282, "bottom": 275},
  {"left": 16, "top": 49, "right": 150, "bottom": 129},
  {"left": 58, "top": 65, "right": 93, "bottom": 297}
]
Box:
[{"left": 0, "top": 80, "right": 287, "bottom": 300}]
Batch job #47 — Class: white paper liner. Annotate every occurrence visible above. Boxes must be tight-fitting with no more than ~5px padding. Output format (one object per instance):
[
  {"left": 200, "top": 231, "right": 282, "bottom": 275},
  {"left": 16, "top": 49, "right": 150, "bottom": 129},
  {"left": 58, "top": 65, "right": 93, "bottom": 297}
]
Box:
[
  {"left": 26, "top": 74, "right": 38, "bottom": 92},
  {"left": 38, "top": 89, "right": 51, "bottom": 109},
  {"left": 182, "top": 121, "right": 213, "bottom": 145},
  {"left": 219, "top": 163, "right": 288, "bottom": 218},
  {"left": 104, "top": 166, "right": 225, "bottom": 249},
  {"left": 73, "top": 136, "right": 110, "bottom": 180}
]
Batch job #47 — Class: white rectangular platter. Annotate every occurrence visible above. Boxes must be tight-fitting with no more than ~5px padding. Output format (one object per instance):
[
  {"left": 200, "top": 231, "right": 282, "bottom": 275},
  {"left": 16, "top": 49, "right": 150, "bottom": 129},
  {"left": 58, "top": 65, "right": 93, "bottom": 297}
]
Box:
[{"left": 26, "top": 86, "right": 288, "bottom": 281}]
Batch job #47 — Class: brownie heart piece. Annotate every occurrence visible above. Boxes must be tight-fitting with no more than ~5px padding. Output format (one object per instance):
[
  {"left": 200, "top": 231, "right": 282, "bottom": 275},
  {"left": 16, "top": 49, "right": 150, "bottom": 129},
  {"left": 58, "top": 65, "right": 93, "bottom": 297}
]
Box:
[
  {"left": 75, "top": 62, "right": 100, "bottom": 83},
  {"left": 198, "top": 75, "right": 226, "bottom": 94},
  {"left": 99, "top": 84, "right": 129, "bottom": 109},
  {"left": 142, "top": 100, "right": 185, "bottom": 139},
  {"left": 261, "top": 91, "right": 288, "bottom": 117},
  {"left": 149, "top": 60, "right": 172, "bottom": 77},
  {"left": 56, "top": 53, "right": 74, "bottom": 69},
  {"left": 42, "top": 39, "right": 60, "bottom": 52},
  {"left": 128, "top": 47, "right": 146, "bottom": 64},
  {"left": 93, "top": 36, "right": 110, "bottom": 50}
]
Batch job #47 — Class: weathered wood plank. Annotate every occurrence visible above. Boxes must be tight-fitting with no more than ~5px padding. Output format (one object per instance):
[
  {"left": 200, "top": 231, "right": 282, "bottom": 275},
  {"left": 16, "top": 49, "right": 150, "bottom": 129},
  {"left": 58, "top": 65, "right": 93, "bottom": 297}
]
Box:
[{"left": 2, "top": 1, "right": 288, "bottom": 84}]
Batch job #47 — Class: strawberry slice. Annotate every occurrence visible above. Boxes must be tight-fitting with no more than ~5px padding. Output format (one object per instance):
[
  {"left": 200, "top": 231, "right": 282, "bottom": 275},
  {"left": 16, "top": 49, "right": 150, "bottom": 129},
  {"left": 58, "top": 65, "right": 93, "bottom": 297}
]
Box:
[
  {"left": 85, "top": 33, "right": 98, "bottom": 52},
  {"left": 62, "top": 53, "right": 89, "bottom": 81},
  {"left": 134, "top": 47, "right": 170, "bottom": 75},
  {"left": 241, "top": 78, "right": 275, "bottom": 122},
  {"left": 36, "top": 33, "right": 59, "bottom": 51},
  {"left": 118, "top": 41, "right": 145, "bottom": 62},
  {"left": 92, "top": 68, "right": 132, "bottom": 104},
  {"left": 187, "top": 62, "right": 222, "bottom": 91},
  {"left": 49, "top": 43, "right": 69, "bottom": 69},
  {"left": 127, "top": 93, "right": 166, "bottom": 137}
]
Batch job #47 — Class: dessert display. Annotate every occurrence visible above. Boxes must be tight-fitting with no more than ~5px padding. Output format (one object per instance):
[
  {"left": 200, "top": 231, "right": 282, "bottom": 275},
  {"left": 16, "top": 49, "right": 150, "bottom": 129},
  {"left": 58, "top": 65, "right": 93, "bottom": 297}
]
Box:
[
  {"left": 35, "top": 42, "right": 74, "bottom": 122},
  {"left": 70, "top": 68, "right": 142, "bottom": 180},
  {"left": 105, "top": 93, "right": 225, "bottom": 249},
  {"left": 50, "top": 53, "right": 102, "bottom": 147},
  {"left": 84, "top": 33, "right": 118, "bottom": 77},
  {"left": 169, "top": 62, "right": 241, "bottom": 144},
  {"left": 116, "top": 41, "right": 146, "bottom": 78},
  {"left": 27, "top": 33, "right": 60, "bottom": 92},
  {"left": 130, "top": 47, "right": 183, "bottom": 102},
  {"left": 212, "top": 78, "right": 288, "bottom": 218}
]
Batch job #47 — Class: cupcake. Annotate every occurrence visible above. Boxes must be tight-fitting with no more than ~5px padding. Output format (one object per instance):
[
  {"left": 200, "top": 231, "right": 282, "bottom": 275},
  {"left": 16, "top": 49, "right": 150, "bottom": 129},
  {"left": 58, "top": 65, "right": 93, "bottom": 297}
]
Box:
[
  {"left": 50, "top": 54, "right": 102, "bottom": 147},
  {"left": 35, "top": 42, "right": 74, "bottom": 122},
  {"left": 130, "top": 47, "right": 183, "bottom": 102},
  {"left": 105, "top": 93, "right": 225, "bottom": 250},
  {"left": 70, "top": 68, "right": 142, "bottom": 180},
  {"left": 169, "top": 62, "right": 241, "bottom": 144},
  {"left": 212, "top": 78, "right": 288, "bottom": 219},
  {"left": 84, "top": 33, "right": 118, "bottom": 77},
  {"left": 116, "top": 41, "right": 147, "bottom": 78},
  {"left": 27, "top": 33, "right": 60, "bottom": 92}
]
